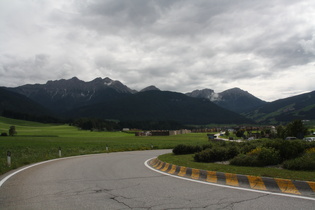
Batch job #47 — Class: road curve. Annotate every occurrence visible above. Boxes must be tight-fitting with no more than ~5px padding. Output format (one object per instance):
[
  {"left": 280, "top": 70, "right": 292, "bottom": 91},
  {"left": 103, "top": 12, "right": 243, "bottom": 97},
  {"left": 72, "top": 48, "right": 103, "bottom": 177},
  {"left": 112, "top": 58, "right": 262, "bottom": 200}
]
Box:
[{"left": 0, "top": 150, "right": 314, "bottom": 209}]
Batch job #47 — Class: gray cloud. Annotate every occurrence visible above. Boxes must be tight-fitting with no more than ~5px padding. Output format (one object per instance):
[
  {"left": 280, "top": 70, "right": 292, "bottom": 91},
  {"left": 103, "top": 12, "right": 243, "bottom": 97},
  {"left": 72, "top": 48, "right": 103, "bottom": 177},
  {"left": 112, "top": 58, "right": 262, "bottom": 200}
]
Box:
[
  {"left": 300, "top": 34, "right": 315, "bottom": 55},
  {"left": 1, "top": 0, "right": 315, "bottom": 101}
]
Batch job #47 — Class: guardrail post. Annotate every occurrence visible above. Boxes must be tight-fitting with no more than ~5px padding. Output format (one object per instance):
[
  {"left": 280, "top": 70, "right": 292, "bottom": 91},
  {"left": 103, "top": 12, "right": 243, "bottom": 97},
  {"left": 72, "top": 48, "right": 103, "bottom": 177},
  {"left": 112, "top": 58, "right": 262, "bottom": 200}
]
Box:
[
  {"left": 59, "top": 147, "right": 62, "bottom": 157},
  {"left": 7, "top": 151, "right": 11, "bottom": 167}
]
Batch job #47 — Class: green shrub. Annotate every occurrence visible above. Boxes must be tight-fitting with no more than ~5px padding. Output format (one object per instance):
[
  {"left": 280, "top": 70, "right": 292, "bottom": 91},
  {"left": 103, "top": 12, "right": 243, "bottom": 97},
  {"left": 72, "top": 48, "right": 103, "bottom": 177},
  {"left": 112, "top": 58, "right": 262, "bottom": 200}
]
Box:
[
  {"left": 215, "top": 141, "right": 227, "bottom": 146},
  {"left": 256, "top": 147, "right": 281, "bottom": 165},
  {"left": 283, "top": 153, "right": 315, "bottom": 171},
  {"left": 202, "top": 144, "right": 213, "bottom": 150},
  {"left": 262, "top": 139, "right": 305, "bottom": 161},
  {"left": 194, "top": 147, "right": 231, "bottom": 162},
  {"left": 230, "top": 154, "right": 261, "bottom": 166},
  {"left": 194, "top": 148, "right": 212, "bottom": 162},
  {"left": 230, "top": 147, "right": 281, "bottom": 167},
  {"left": 304, "top": 141, "right": 315, "bottom": 150},
  {"left": 238, "top": 140, "right": 262, "bottom": 154},
  {"left": 209, "top": 147, "right": 229, "bottom": 161},
  {"left": 226, "top": 146, "right": 239, "bottom": 159},
  {"left": 173, "top": 144, "right": 202, "bottom": 155}
]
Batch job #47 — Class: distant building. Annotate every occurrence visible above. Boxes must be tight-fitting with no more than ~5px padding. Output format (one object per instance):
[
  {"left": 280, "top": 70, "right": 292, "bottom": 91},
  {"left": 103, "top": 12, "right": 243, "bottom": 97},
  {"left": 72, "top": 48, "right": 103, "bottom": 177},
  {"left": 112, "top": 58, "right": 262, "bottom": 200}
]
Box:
[
  {"left": 135, "top": 131, "right": 151, "bottom": 136},
  {"left": 135, "top": 129, "right": 191, "bottom": 137},
  {"left": 151, "top": 131, "right": 170, "bottom": 136}
]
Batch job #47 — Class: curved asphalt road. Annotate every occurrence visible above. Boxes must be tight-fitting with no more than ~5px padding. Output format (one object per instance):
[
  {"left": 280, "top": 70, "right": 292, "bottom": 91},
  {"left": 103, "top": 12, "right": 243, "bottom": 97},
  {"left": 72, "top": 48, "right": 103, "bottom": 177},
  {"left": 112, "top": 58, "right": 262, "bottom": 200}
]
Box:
[{"left": 0, "top": 150, "right": 314, "bottom": 209}]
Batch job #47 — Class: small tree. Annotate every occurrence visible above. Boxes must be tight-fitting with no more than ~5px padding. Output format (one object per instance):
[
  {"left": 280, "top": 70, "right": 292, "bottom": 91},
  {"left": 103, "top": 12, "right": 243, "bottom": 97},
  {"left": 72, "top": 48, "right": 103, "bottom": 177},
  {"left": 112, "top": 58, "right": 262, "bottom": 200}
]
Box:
[
  {"left": 260, "top": 130, "right": 265, "bottom": 137},
  {"left": 286, "top": 120, "right": 308, "bottom": 139},
  {"left": 9, "top": 126, "right": 17, "bottom": 136},
  {"left": 276, "top": 125, "right": 287, "bottom": 139},
  {"left": 225, "top": 130, "right": 230, "bottom": 137},
  {"left": 236, "top": 129, "right": 245, "bottom": 138}
]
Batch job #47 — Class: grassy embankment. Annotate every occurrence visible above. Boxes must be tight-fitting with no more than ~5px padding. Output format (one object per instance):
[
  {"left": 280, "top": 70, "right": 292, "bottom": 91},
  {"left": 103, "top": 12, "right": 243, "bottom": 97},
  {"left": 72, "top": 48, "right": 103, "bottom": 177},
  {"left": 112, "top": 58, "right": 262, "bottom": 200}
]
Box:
[{"left": 159, "top": 153, "right": 315, "bottom": 182}]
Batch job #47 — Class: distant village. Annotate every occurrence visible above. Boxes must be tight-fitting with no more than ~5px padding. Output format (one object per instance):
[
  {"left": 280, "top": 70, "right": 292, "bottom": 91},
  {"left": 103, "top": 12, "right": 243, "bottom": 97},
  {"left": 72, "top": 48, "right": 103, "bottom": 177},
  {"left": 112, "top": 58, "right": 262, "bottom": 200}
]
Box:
[
  {"left": 124, "top": 125, "right": 277, "bottom": 140},
  {"left": 133, "top": 129, "right": 192, "bottom": 136}
]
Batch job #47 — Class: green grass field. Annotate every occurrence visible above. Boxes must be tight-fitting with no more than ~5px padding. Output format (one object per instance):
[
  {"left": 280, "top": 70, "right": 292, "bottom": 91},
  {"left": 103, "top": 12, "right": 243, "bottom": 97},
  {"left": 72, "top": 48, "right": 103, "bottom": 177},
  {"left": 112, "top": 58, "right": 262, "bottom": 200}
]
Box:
[
  {"left": 1, "top": 116, "right": 315, "bottom": 182},
  {"left": 0, "top": 116, "right": 209, "bottom": 175}
]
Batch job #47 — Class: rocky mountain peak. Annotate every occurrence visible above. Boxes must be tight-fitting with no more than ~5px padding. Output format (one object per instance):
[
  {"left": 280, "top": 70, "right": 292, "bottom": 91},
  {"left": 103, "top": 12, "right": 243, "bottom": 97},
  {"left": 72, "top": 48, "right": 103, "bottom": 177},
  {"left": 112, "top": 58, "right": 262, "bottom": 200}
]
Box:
[
  {"left": 42, "top": 77, "right": 137, "bottom": 93},
  {"left": 43, "top": 77, "right": 85, "bottom": 90},
  {"left": 9, "top": 77, "right": 138, "bottom": 114},
  {"left": 103, "top": 77, "right": 113, "bottom": 85},
  {"left": 90, "top": 77, "right": 104, "bottom": 83},
  {"left": 140, "top": 85, "right": 160, "bottom": 92},
  {"left": 186, "top": 89, "right": 216, "bottom": 100},
  {"left": 220, "top": 87, "right": 249, "bottom": 96},
  {"left": 187, "top": 87, "right": 266, "bottom": 113}
]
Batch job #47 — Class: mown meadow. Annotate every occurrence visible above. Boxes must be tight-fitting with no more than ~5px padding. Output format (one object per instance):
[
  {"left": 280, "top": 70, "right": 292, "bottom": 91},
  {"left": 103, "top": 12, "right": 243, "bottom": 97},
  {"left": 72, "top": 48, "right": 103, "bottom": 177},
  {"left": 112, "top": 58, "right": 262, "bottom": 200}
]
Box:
[{"left": 0, "top": 116, "right": 209, "bottom": 175}]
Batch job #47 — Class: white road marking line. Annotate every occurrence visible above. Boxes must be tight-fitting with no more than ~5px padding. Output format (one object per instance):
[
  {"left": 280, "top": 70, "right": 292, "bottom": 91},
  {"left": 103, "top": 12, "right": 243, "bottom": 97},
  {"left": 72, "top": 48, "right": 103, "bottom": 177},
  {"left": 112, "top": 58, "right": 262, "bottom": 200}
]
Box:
[
  {"left": 0, "top": 153, "right": 105, "bottom": 188},
  {"left": 0, "top": 158, "right": 60, "bottom": 187}
]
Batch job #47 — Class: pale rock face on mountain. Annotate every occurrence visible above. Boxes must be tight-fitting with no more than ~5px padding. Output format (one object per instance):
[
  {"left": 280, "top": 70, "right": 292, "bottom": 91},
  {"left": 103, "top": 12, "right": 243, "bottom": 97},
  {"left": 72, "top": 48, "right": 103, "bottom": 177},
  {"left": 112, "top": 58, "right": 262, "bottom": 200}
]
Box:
[
  {"left": 186, "top": 87, "right": 267, "bottom": 113},
  {"left": 186, "top": 89, "right": 215, "bottom": 100}
]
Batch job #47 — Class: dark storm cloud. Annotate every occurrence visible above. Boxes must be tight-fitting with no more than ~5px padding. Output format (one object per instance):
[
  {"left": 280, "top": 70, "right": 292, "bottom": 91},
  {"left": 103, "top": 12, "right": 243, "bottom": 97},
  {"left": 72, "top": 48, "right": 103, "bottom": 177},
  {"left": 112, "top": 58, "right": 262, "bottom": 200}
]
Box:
[{"left": 1, "top": 0, "right": 315, "bottom": 101}]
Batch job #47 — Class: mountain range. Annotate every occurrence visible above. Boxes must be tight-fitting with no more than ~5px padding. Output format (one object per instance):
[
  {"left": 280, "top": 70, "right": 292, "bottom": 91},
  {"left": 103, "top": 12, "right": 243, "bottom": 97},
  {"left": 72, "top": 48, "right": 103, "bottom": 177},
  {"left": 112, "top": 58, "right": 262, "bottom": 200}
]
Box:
[
  {"left": 15, "top": 77, "right": 136, "bottom": 114},
  {"left": 1, "top": 77, "right": 314, "bottom": 125},
  {"left": 186, "top": 88, "right": 267, "bottom": 113}
]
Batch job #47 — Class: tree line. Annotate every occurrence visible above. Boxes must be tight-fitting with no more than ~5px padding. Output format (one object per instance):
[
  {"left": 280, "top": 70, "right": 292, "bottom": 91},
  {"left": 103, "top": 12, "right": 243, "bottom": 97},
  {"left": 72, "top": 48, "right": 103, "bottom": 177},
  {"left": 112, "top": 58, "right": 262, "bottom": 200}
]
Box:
[
  {"left": 71, "top": 118, "right": 186, "bottom": 131},
  {"left": 2, "top": 110, "right": 61, "bottom": 123},
  {"left": 230, "top": 120, "right": 310, "bottom": 139}
]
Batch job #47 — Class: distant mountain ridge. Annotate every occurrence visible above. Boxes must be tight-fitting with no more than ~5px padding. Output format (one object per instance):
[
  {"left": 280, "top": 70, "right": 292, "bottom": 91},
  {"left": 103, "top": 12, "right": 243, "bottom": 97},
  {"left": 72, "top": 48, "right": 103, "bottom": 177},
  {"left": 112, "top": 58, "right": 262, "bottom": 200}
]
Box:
[
  {"left": 186, "top": 87, "right": 267, "bottom": 113},
  {"left": 243, "top": 90, "right": 315, "bottom": 124},
  {"left": 2, "top": 77, "right": 254, "bottom": 124},
  {"left": 1, "top": 77, "right": 314, "bottom": 125},
  {"left": 10, "top": 77, "right": 265, "bottom": 115},
  {"left": 9, "top": 77, "right": 136, "bottom": 114},
  {"left": 16, "top": 76, "right": 137, "bottom": 96},
  {"left": 68, "top": 90, "right": 252, "bottom": 124}
]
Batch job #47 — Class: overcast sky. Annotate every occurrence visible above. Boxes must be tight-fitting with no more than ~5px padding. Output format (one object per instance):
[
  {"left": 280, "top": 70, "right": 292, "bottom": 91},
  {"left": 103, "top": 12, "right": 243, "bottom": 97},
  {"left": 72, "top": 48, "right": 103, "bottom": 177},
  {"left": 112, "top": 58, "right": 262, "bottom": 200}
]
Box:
[{"left": 1, "top": 0, "right": 315, "bottom": 101}]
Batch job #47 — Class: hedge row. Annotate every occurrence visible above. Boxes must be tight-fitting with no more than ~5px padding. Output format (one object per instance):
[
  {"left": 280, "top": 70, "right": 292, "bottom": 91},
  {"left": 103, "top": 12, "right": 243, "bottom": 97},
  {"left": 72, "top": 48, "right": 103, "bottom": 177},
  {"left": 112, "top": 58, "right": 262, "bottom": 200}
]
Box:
[{"left": 172, "top": 139, "right": 315, "bottom": 171}]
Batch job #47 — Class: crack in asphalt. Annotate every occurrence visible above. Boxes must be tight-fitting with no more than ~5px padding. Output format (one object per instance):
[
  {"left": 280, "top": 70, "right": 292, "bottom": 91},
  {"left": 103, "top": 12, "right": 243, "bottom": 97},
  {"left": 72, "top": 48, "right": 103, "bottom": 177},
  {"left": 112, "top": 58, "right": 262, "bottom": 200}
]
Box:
[
  {"left": 92, "top": 185, "right": 150, "bottom": 209},
  {"left": 54, "top": 174, "right": 166, "bottom": 184},
  {"left": 109, "top": 196, "right": 133, "bottom": 209},
  {"left": 217, "top": 194, "right": 271, "bottom": 210}
]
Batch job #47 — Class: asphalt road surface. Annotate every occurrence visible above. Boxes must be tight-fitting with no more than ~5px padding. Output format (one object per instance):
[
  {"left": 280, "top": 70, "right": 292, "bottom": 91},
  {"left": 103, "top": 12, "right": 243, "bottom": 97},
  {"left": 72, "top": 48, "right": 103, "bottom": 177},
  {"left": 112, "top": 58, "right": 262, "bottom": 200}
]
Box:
[{"left": 0, "top": 150, "right": 314, "bottom": 209}]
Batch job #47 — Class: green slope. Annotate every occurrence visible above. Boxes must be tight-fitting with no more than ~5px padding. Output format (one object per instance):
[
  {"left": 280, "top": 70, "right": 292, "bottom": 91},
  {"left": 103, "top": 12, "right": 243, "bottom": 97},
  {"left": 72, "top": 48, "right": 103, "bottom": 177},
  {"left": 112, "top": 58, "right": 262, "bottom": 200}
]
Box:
[{"left": 244, "top": 91, "right": 315, "bottom": 124}]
